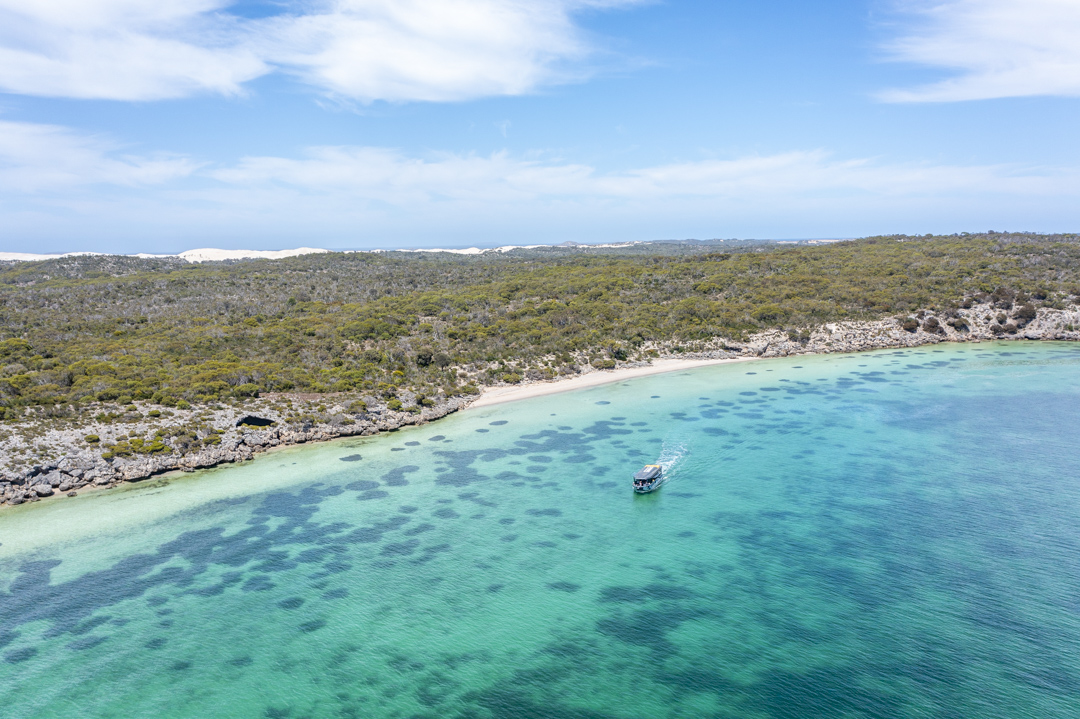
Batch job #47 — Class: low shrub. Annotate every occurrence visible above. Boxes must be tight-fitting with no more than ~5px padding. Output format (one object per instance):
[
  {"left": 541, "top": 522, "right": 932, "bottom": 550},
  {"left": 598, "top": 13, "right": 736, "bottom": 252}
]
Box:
[
  {"left": 233, "top": 383, "right": 260, "bottom": 398},
  {"left": 922, "top": 317, "right": 944, "bottom": 334},
  {"left": 1013, "top": 303, "right": 1037, "bottom": 326},
  {"left": 787, "top": 329, "right": 812, "bottom": 344}
]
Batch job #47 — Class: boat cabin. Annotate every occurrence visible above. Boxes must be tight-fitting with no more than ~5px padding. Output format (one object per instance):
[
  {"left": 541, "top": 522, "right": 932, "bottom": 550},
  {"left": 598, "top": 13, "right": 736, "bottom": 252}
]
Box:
[{"left": 633, "top": 464, "right": 663, "bottom": 493}]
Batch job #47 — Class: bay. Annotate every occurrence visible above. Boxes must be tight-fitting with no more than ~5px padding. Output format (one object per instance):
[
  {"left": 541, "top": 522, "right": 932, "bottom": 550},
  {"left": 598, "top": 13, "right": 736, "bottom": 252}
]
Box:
[{"left": 2, "top": 342, "right": 1080, "bottom": 718}]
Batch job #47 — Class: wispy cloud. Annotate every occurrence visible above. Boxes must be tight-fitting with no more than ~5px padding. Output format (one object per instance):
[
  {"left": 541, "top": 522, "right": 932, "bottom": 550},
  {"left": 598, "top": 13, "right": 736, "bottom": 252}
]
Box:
[
  {"left": 210, "top": 145, "right": 1080, "bottom": 203},
  {"left": 5, "top": 120, "right": 1075, "bottom": 203},
  {"left": 0, "top": 120, "right": 198, "bottom": 190},
  {"left": 879, "top": 0, "right": 1080, "bottom": 102},
  {"left": 3, "top": 121, "right": 1077, "bottom": 247},
  {"left": 0, "top": 0, "right": 641, "bottom": 102}
]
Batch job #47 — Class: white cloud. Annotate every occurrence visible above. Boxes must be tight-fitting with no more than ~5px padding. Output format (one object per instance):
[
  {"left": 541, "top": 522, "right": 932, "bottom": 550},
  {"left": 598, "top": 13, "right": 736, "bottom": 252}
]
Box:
[
  {"left": 0, "top": 0, "right": 640, "bottom": 102},
  {"left": 262, "top": 0, "right": 592, "bottom": 102},
  {"left": 2, "top": 120, "right": 1077, "bottom": 249},
  {"left": 0, "top": 0, "right": 267, "bottom": 100},
  {"left": 210, "top": 145, "right": 1080, "bottom": 204},
  {"left": 880, "top": 0, "right": 1080, "bottom": 102},
  {"left": 0, "top": 120, "right": 198, "bottom": 190},
  {"left": 4, "top": 119, "right": 1076, "bottom": 205}
]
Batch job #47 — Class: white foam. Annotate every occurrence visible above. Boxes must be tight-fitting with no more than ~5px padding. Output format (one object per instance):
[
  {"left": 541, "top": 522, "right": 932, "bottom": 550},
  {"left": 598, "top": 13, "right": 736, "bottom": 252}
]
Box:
[{"left": 657, "top": 440, "right": 689, "bottom": 476}]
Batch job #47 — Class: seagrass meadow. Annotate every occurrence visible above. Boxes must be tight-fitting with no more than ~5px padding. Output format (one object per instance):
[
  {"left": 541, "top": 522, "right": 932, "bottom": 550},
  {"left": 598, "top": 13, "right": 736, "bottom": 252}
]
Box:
[{"left": 2, "top": 342, "right": 1080, "bottom": 718}]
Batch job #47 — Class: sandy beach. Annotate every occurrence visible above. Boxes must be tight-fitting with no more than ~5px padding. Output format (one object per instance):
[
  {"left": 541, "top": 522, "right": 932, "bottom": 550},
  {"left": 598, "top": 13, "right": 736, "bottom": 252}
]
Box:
[{"left": 467, "top": 356, "right": 758, "bottom": 409}]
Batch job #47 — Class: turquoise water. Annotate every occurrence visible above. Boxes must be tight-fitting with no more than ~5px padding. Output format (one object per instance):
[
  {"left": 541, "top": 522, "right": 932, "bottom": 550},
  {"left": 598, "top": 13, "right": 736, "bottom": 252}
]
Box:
[{"left": 3, "top": 342, "right": 1080, "bottom": 718}]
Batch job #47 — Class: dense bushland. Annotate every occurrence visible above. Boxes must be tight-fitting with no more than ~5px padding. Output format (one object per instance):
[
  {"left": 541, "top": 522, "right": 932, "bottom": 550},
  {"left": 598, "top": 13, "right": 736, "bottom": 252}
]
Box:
[{"left": 2, "top": 232, "right": 1079, "bottom": 421}]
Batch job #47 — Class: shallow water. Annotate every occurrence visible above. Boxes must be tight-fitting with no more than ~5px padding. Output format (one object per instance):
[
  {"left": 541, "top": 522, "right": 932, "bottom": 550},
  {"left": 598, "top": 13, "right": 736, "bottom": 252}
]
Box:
[{"left": 3, "top": 342, "right": 1080, "bottom": 718}]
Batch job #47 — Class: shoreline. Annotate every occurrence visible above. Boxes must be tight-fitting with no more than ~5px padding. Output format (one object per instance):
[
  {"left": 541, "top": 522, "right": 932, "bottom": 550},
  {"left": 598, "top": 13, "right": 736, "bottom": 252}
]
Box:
[
  {"left": 4, "top": 302, "right": 1080, "bottom": 509},
  {"left": 467, "top": 357, "right": 758, "bottom": 409}
]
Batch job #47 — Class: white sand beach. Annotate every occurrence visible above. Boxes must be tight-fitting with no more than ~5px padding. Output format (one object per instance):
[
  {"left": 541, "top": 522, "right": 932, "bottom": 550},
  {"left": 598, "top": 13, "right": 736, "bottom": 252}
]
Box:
[{"left": 467, "top": 356, "right": 758, "bottom": 409}]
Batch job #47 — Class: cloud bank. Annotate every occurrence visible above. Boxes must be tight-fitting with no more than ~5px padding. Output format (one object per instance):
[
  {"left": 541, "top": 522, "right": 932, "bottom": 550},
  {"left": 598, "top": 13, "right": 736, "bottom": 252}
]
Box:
[
  {"left": 7, "top": 118, "right": 1071, "bottom": 204},
  {"left": 210, "top": 145, "right": 1078, "bottom": 203},
  {"left": 880, "top": 0, "right": 1080, "bottom": 102},
  {"left": 1, "top": 120, "right": 1076, "bottom": 249},
  {"left": 0, "top": 0, "right": 640, "bottom": 102}
]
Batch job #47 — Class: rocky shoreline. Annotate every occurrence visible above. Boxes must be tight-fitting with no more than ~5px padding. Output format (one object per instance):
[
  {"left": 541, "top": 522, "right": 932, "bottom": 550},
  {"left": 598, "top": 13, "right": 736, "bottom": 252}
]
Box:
[
  {"left": 3, "top": 302, "right": 1078, "bottom": 508},
  {"left": 0, "top": 397, "right": 472, "bottom": 507},
  {"left": 660, "top": 301, "right": 1080, "bottom": 360}
]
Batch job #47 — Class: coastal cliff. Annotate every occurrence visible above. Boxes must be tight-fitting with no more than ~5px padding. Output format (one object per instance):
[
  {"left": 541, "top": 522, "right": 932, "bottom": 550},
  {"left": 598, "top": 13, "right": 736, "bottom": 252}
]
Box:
[{"left": 2, "top": 302, "right": 1078, "bottom": 507}]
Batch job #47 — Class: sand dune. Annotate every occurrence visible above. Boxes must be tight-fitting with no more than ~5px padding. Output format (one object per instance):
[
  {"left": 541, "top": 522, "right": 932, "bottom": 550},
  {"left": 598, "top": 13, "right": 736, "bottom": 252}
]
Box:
[{"left": 0, "top": 247, "right": 329, "bottom": 263}]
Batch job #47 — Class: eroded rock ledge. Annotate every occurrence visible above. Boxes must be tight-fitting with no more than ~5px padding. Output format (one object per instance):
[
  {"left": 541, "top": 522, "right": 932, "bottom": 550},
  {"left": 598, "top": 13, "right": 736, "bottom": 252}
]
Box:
[
  {"left": 1, "top": 398, "right": 470, "bottom": 507},
  {"left": 3, "top": 303, "right": 1078, "bottom": 507},
  {"left": 665, "top": 303, "right": 1080, "bottom": 360}
]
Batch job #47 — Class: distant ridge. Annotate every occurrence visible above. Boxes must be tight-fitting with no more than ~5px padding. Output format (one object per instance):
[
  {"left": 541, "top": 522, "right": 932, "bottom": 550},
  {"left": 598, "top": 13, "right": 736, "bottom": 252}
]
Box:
[{"left": 0, "top": 238, "right": 849, "bottom": 264}]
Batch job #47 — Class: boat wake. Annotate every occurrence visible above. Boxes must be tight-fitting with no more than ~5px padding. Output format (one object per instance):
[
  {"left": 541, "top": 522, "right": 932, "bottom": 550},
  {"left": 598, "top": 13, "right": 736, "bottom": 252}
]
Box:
[{"left": 656, "top": 440, "right": 689, "bottom": 484}]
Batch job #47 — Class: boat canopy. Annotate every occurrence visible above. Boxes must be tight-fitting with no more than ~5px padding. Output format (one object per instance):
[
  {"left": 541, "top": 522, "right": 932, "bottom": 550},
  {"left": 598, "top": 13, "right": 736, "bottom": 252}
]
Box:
[{"left": 633, "top": 465, "right": 662, "bottom": 481}]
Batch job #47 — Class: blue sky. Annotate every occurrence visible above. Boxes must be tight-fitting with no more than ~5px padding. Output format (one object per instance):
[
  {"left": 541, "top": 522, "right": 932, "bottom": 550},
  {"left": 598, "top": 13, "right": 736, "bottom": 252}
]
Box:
[{"left": 1, "top": 0, "right": 1078, "bottom": 253}]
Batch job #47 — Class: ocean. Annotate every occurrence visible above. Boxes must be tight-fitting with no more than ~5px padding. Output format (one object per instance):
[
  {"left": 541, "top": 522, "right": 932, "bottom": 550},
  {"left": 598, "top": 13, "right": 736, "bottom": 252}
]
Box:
[{"left": 2, "top": 342, "right": 1080, "bottom": 718}]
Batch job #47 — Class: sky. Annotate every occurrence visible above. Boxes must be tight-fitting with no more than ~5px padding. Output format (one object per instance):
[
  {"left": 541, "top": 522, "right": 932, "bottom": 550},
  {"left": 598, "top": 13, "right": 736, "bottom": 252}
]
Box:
[{"left": 0, "top": 0, "right": 1078, "bottom": 253}]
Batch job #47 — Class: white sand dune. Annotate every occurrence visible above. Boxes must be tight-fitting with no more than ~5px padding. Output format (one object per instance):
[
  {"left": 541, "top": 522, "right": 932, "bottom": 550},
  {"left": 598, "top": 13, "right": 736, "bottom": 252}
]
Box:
[
  {"left": 380, "top": 245, "right": 545, "bottom": 255},
  {"left": 0, "top": 251, "right": 102, "bottom": 261},
  {"left": 174, "top": 247, "right": 329, "bottom": 262},
  {"left": 0, "top": 247, "right": 329, "bottom": 263},
  {"left": 386, "top": 242, "right": 642, "bottom": 255},
  {"left": 467, "top": 357, "right": 757, "bottom": 409}
]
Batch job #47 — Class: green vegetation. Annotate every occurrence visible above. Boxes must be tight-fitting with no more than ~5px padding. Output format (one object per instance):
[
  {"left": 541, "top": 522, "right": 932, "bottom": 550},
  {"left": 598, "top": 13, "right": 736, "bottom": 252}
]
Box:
[{"left": 2, "top": 232, "right": 1079, "bottom": 423}]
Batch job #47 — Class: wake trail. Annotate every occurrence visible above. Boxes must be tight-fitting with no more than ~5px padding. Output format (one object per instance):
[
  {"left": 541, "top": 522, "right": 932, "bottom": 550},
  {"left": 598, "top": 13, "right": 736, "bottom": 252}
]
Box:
[{"left": 656, "top": 439, "right": 689, "bottom": 484}]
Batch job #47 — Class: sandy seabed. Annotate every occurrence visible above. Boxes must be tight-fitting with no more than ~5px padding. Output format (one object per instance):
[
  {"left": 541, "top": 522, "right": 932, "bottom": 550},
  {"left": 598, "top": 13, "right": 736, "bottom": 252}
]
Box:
[{"left": 467, "top": 357, "right": 758, "bottom": 409}]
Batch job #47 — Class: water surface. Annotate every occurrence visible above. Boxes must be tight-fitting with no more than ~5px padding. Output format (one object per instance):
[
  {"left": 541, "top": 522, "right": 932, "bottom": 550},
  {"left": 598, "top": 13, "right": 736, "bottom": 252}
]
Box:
[{"left": 3, "top": 342, "right": 1080, "bottom": 718}]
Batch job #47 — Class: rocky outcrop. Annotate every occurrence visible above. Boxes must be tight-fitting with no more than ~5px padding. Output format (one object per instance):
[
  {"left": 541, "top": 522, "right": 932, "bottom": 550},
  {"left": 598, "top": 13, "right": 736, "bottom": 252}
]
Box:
[
  {"left": 646, "top": 304, "right": 1080, "bottom": 360},
  {"left": 0, "top": 396, "right": 470, "bottom": 507}
]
